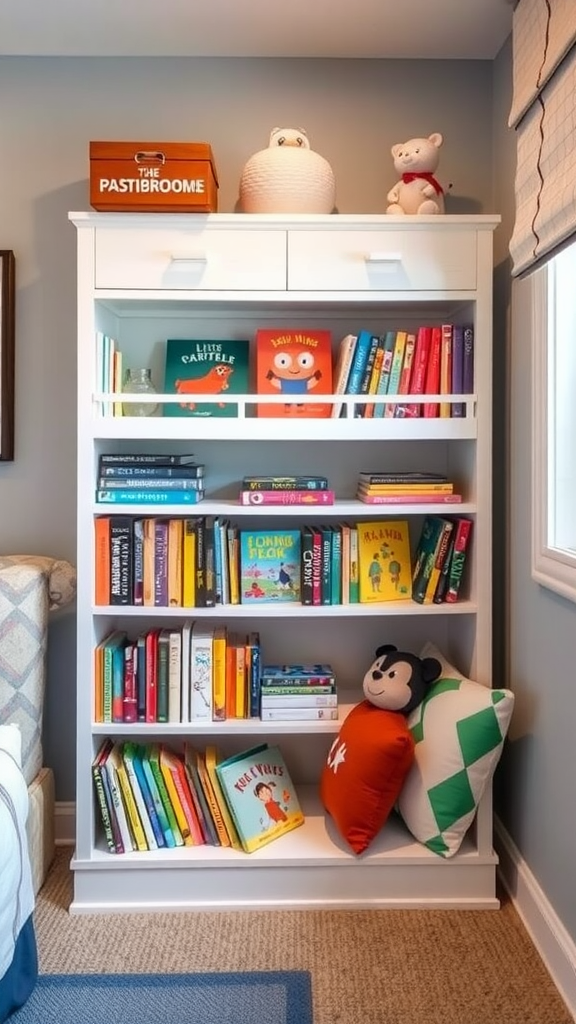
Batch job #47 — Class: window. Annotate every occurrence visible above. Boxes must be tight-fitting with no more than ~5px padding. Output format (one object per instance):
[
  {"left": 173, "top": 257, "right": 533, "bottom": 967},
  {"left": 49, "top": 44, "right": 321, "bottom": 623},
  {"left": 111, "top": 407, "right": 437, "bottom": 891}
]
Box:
[{"left": 531, "top": 241, "right": 576, "bottom": 601}]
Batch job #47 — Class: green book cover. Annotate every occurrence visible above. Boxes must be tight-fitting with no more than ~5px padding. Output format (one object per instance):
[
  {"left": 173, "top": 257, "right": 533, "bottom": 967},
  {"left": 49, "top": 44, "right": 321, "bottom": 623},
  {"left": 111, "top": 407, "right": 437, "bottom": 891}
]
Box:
[{"left": 164, "top": 338, "right": 250, "bottom": 417}]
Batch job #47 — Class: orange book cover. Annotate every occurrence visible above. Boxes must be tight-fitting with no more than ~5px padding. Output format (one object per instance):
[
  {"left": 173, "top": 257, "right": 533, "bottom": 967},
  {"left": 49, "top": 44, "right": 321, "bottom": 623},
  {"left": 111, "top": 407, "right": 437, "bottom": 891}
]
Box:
[
  {"left": 94, "top": 517, "right": 110, "bottom": 605},
  {"left": 225, "top": 643, "right": 237, "bottom": 718},
  {"left": 168, "top": 518, "right": 184, "bottom": 607},
  {"left": 255, "top": 328, "right": 333, "bottom": 418}
]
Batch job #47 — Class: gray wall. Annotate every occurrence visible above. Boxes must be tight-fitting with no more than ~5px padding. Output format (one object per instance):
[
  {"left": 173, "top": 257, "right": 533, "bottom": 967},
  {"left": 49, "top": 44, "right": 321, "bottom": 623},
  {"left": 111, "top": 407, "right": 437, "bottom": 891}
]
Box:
[{"left": 492, "top": 41, "right": 576, "bottom": 942}]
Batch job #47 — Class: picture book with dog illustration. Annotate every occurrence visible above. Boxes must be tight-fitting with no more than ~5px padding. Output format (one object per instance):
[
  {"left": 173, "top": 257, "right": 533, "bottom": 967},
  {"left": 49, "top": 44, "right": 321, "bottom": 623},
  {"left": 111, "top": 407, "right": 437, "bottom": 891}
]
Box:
[
  {"left": 255, "top": 328, "right": 333, "bottom": 418},
  {"left": 240, "top": 530, "right": 301, "bottom": 604},
  {"left": 163, "top": 339, "right": 250, "bottom": 417}
]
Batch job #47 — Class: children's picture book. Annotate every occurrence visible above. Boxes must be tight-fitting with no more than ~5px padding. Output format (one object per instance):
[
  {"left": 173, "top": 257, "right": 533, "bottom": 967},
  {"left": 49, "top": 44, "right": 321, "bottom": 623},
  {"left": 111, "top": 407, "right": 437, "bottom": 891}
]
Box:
[
  {"left": 164, "top": 339, "right": 250, "bottom": 418},
  {"left": 214, "top": 743, "right": 305, "bottom": 853},
  {"left": 240, "top": 530, "right": 301, "bottom": 604},
  {"left": 357, "top": 520, "right": 412, "bottom": 602},
  {"left": 255, "top": 328, "right": 333, "bottom": 418}
]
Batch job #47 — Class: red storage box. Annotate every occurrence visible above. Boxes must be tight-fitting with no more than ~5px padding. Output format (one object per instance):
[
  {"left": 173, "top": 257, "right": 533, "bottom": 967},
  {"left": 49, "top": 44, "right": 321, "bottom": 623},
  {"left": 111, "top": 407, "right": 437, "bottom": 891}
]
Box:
[{"left": 89, "top": 141, "right": 219, "bottom": 213}]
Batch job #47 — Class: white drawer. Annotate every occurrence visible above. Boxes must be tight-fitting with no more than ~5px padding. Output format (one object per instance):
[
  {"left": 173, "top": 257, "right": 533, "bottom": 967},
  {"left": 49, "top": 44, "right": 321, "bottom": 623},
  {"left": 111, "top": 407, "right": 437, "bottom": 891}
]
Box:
[
  {"left": 94, "top": 227, "right": 287, "bottom": 291},
  {"left": 287, "top": 228, "right": 477, "bottom": 292}
]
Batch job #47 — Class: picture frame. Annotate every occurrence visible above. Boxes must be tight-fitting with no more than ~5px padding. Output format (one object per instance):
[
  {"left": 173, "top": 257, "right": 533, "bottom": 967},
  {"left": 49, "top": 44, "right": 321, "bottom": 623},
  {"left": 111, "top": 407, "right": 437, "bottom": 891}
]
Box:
[{"left": 0, "top": 250, "right": 15, "bottom": 461}]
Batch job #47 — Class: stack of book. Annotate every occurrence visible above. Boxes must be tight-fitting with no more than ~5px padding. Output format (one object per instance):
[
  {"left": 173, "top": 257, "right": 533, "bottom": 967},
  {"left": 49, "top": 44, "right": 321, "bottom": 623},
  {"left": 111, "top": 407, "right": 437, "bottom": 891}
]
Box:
[
  {"left": 331, "top": 324, "right": 474, "bottom": 420},
  {"left": 96, "top": 453, "right": 205, "bottom": 505},
  {"left": 238, "top": 474, "right": 334, "bottom": 506},
  {"left": 411, "top": 515, "right": 473, "bottom": 604},
  {"left": 356, "top": 471, "right": 462, "bottom": 506},
  {"left": 259, "top": 664, "right": 338, "bottom": 721},
  {"left": 92, "top": 738, "right": 304, "bottom": 855}
]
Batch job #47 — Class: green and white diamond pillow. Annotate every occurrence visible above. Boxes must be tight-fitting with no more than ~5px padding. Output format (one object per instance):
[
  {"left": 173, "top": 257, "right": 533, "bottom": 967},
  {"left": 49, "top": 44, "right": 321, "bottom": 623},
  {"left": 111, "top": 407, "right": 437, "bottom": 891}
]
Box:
[{"left": 397, "top": 641, "right": 514, "bottom": 857}]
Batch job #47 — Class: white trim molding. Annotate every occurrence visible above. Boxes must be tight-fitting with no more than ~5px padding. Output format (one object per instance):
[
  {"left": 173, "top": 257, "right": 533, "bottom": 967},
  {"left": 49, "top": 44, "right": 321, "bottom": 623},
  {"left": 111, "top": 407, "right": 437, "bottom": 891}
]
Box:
[
  {"left": 55, "top": 801, "right": 75, "bottom": 845},
  {"left": 495, "top": 816, "right": 576, "bottom": 1021},
  {"left": 531, "top": 263, "right": 576, "bottom": 603}
]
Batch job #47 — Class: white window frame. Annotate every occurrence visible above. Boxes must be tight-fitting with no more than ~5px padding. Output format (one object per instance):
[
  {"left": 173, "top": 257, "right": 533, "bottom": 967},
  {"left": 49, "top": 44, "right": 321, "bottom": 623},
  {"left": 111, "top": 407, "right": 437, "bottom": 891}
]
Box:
[{"left": 531, "top": 259, "right": 576, "bottom": 602}]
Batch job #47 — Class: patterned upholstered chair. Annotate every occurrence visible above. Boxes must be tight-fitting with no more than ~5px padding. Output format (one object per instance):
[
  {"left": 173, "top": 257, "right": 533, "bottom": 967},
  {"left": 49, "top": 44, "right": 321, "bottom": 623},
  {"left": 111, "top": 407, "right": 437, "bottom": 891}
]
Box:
[{"left": 0, "top": 555, "right": 76, "bottom": 894}]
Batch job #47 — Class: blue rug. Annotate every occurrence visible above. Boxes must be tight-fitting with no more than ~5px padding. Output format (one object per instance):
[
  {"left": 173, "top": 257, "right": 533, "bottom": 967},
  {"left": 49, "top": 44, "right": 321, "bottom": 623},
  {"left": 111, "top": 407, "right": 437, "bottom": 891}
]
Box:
[{"left": 8, "top": 970, "right": 313, "bottom": 1024}]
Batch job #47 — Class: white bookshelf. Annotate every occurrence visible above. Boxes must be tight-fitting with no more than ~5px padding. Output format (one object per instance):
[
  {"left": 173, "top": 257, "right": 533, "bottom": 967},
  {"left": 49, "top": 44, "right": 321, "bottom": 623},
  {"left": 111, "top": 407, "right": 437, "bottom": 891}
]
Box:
[{"left": 70, "top": 211, "right": 499, "bottom": 912}]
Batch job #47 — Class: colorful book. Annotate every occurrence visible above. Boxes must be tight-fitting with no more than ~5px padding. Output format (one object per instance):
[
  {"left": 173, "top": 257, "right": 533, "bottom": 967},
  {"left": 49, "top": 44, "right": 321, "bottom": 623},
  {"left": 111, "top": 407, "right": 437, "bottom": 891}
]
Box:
[
  {"left": 239, "top": 489, "right": 335, "bottom": 506},
  {"left": 99, "top": 740, "right": 135, "bottom": 852},
  {"left": 163, "top": 339, "right": 250, "bottom": 417},
  {"left": 344, "top": 329, "right": 377, "bottom": 407},
  {"left": 99, "top": 453, "right": 198, "bottom": 466},
  {"left": 240, "top": 529, "right": 301, "bottom": 603},
  {"left": 363, "top": 337, "right": 385, "bottom": 418},
  {"left": 357, "top": 520, "right": 412, "bottom": 602},
  {"left": 451, "top": 325, "right": 465, "bottom": 417},
  {"left": 358, "top": 472, "right": 449, "bottom": 485},
  {"left": 205, "top": 746, "right": 243, "bottom": 850},
  {"left": 260, "top": 692, "right": 338, "bottom": 708},
  {"left": 331, "top": 333, "right": 358, "bottom": 418},
  {"left": 462, "top": 325, "right": 475, "bottom": 396},
  {"left": 261, "top": 706, "right": 338, "bottom": 721},
  {"left": 382, "top": 331, "right": 408, "bottom": 417},
  {"left": 255, "top": 328, "right": 333, "bottom": 418},
  {"left": 373, "top": 330, "right": 397, "bottom": 417},
  {"left": 97, "top": 489, "right": 204, "bottom": 505},
  {"left": 394, "top": 332, "right": 417, "bottom": 418},
  {"left": 439, "top": 323, "right": 453, "bottom": 418},
  {"left": 422, "top": 325, "right": 443, "bottom": 418},
  {"left": 214, "top": 744, "right": 305, "bottom": 854},
  {"left": 190, "top": 624, "right": 214, "bottom": 721},
  {"left": 148, "top": 742, "right": 184, "bottom": 846},
  {"left": 354, "top": 334, "right": 379, "bottom": 417},
  {"left": 358, "top": 493, "right": 462, "bottom": 505},
  {"left": 99, "top": 463, "right": 204, "bottom": 478},
  {"left": 94, "top": 517, "right": 110, "bottom": 605},
  {"left": 92, "top": 745, "right": 119, "bottom": 853},
  {"left": 411, "top": 516, "right": 452, "bottom": 604},
  {"left": 241, "top": 476, "right": 328, "bottom": 491},
  {"left": 406, "top": 325, "right": 433, "bottom": 418},
  {"left": 260, "top": 664, "right": 335, "bottom": 684},
  {"left": 445, "top": 518, "right": 473, "bottom": 603}
]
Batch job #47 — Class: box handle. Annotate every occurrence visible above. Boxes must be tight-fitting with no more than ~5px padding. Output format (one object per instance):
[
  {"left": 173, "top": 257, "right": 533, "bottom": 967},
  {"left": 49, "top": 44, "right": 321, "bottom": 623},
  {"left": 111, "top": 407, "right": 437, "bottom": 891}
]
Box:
[
  {"left": 170, "top": 251, "right": 208, "bottom": 263},
  {"left": 134, "top": 150, "right": 166, "bottom": 165}
]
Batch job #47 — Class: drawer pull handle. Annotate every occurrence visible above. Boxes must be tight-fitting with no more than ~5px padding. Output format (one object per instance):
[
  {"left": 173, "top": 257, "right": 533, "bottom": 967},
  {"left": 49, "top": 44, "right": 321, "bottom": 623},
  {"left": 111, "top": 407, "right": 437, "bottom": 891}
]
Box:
[
  {"left": 364, "top": 252, "right": 402, "bottom": 264},
  {"left": 170, "top": 251, "right": 208, "bottom": 263}
]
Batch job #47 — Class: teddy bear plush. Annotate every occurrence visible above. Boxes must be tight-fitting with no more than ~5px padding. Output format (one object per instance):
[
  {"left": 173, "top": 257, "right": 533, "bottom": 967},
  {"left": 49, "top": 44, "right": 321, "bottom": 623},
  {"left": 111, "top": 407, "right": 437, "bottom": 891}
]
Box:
[
  {"left": 386, "top": 132, "right": 446, "bottom": 215},
  {"left": 319, "top": 644, "right": 442, "bottom": 853}
]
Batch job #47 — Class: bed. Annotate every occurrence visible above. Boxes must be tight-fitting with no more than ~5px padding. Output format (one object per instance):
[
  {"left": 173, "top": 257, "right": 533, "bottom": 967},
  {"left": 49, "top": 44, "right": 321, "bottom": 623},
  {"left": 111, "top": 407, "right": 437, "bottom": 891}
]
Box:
[{"left": 0, "top": 724, "right": 37, "bottom": 1023}]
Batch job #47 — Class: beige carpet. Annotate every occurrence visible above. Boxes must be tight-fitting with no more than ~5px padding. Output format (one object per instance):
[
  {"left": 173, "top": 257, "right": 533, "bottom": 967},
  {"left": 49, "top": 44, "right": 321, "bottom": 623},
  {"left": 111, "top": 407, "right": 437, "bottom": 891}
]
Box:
[{"left": 35, "top": 847, "right": 571, "bottom": 1024}]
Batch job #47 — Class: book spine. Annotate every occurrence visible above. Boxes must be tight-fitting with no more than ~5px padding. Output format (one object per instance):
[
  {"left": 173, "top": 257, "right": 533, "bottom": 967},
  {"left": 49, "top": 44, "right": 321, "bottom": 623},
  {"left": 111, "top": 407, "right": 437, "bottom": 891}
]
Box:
[
  {"left": 132, "top": 518, "right": 144, "bottom": 606},
  {"left": 140, "top": 753, "right": 176, "bottom": 848},
  {"left": 363, "top": 337, "right": 385, "bottom": 418},
  {"left": 149, "top": 748, "right": 184, "bottom": 846},
  {"left": 462, "top": 325, "right": 475, "bottom": 395},
  {"left": 423, "top": 520, "right": 455, "bottom": 604},
  {"left": 311, "top": 528, "right": 322, "bottom": 606},
  {"left": 101, "top": 753, "right": 134, "bottom": 852},
  {"left": 156, "top": 630, "right": 170, "bottom": 723},
  {"left": 260, "top": 707, "right": 339, "bottom": 721},
  {"left": 131, "top": 749, "right": 166, "bottom": 848},
  {"left": 167, "top": 518, "right": 183, "bottom": 607},
  {"left": 167, "top": 629, "right": 182, "bottom": 724},
  {"left": 359, "top": 493, "right": 462, "bottom": 504},
  {"left": 136, "top": 633, "right": 147, "bottom": 722},
  {"left": 320, "top": 527, "right": 332, "bottom": 605},
  {"left": 196, "top": 755, "right": 231, "bottom": 847},
  {"left": 99, "top": 464, "right": 204, "bottom": 478},
  {"left": 248, "top": 632, "right": 261, "bottom": 718},
  {"left": 346, "top": 330, "right": 374, "bottom": 400},
  {"left": 445, "top": 518, "right": 473, "bottom": 602},
  {"left": 94, "top": 517, "right": 110, "bottom": 605},
  {"left": 412, "top": 517, "right": 448, "bottom": 605},
  {"left": 422, "top": 326, "right": 442, "bottom": 418},
  {"left": 159, "top": 756, "right": 194, "bottom": 847},
  {"left": 212, "top": 627, "right": 227, "bottom": 721},
  {"left": 122, "top": 745, "right": 159, "bottom": 850},
  {"left": 114, "top": 754, "right": 148, "bottom": 851},
  {"left": 260, "top": 693, "right": 338, "bottom": 708},
  {"left": 349, "top": 527, "right": 359, "bottom": 603},
  {"left": 439, "top": 323, "right": 453, "bottom": 418},
  {"left": 355, "top": 334, "right": 379, "bottom": 417},
  {"left": 97, "top": 489, "right": 204, "bottom": 505},
  {"left": 301, "top": 528, "right": 314, "bottom": 606},
  {"left": 239, "top": 489, "right": 335, "bottom": 505},
  {"left": 330, "top": 333, "right": 358, "bottom": 418},
  {"left": 384, "top": 331, "right": 407, "bottom": 417},
  {"left": 184, "top": 753, "right": 220, "bottom": 846},
  {"left": 451, "top": 324, "right": 465, "bottom": 417},
  {"left": 330, "top": 526, "right": 342, "bottom": 605},
  {"left": 203, "top": 517, "right": 216, "bottom": 607},
  {"left": 98, "top": 476, "right": 204, "bottom": 490},
  {"left": 242, "top": 477, "right": 328, "bottom": 490},
  {"left": 259, "top": 684, "right": 336, "bottom": 695},
  {"left": 109, "top": 517, "right": 132, "bottom": 605},
  {"left": 99, "top": 454, "right": 198, "bottom": 466},
  {"left": 373, "top": 331, "right": 397, "bottom": 417},
  {"left": 154, "top": 520, "right": 169, "bottom": 607},
  {"left": 190, "top": 630, "right": 213, "bottom": 721},
  {"left": 92, "top": 759, "right": 118, "bottom": 853},
  {"left": 358, "top": 473, "right": 448, "bottom": 484},
  {"left": 142, "top": 518, "right": 155, "bottom": 607},
  {"left": 182, "top": 518, "right": 197, "bottom": 607},
  {"left": 394, "top": 332, "right": 417, "bottom": 418},
  {"left": 122, "top": 642, "right": 137, "bottom": 723}
]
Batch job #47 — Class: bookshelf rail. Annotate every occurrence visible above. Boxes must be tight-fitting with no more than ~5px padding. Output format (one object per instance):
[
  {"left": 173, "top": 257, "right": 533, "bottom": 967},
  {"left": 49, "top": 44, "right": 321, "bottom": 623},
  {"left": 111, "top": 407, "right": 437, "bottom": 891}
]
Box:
[{"left": 72, "top": 211, "right": 498, "bottom": 912}]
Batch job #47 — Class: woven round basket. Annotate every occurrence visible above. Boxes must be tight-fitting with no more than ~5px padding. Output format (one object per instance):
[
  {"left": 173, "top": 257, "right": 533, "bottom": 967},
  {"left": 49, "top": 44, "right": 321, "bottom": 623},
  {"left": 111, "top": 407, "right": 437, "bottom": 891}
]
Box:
[{"left": 239, "top": 146, "right": 336, "bottom": 214}]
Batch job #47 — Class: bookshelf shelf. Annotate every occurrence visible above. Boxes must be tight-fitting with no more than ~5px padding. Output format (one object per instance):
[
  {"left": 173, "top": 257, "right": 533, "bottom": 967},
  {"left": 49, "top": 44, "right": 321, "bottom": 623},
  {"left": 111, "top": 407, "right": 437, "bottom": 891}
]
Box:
[{"left": 71, "top": 211, "right": 498, "bottom": 913}]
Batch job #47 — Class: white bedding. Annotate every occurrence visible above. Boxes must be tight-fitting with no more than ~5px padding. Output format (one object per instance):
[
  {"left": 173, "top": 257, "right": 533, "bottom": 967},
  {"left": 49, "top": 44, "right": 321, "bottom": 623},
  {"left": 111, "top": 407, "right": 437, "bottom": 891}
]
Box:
[{"left": 0, "top": 724, "right": 35, "bottom": 983}]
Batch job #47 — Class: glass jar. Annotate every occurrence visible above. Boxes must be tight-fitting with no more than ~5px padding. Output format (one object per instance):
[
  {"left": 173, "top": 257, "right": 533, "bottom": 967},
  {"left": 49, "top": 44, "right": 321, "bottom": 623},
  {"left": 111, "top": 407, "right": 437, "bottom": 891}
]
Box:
[{"left": 122, "top": 368, "right": 158, "bottom": 417}]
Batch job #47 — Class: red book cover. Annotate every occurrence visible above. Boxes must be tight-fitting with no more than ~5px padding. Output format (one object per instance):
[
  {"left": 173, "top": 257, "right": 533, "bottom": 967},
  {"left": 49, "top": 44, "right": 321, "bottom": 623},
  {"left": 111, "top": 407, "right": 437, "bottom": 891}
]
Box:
[
  {"left": 405, "top": 325, "right": 433, "bottom": 418},
  {"left": 145, "top": 628, "right": 160, "bottom": 723},
  {"left": 239, "top": 489, "right": 335, "bottom": 506},
  {"left": 256, "top": 328, "right": 333, "bottom": 418},
  {"left": 311, "top": 528, "right": 322, "bottom": 605},
  {"left": 422, "top": 326, "right": 443, "bottom": 418},
  {"left": 445, "top": 518, "right": 473, "bottom": 602}
]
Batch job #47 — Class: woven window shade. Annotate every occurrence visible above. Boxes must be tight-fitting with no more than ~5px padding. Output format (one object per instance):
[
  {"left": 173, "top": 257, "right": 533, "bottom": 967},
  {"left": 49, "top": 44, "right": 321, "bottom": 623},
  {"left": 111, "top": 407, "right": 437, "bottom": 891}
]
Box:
[{"left": 509, "top": 0, "right": 576, "bottom": 276}]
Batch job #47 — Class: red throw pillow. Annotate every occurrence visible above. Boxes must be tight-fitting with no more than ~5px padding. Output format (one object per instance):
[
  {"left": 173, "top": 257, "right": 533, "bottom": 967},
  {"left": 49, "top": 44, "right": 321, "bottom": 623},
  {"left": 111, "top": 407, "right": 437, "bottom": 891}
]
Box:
[{"left": 320, "top": 700, "right": 415, "bottom": 854}]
